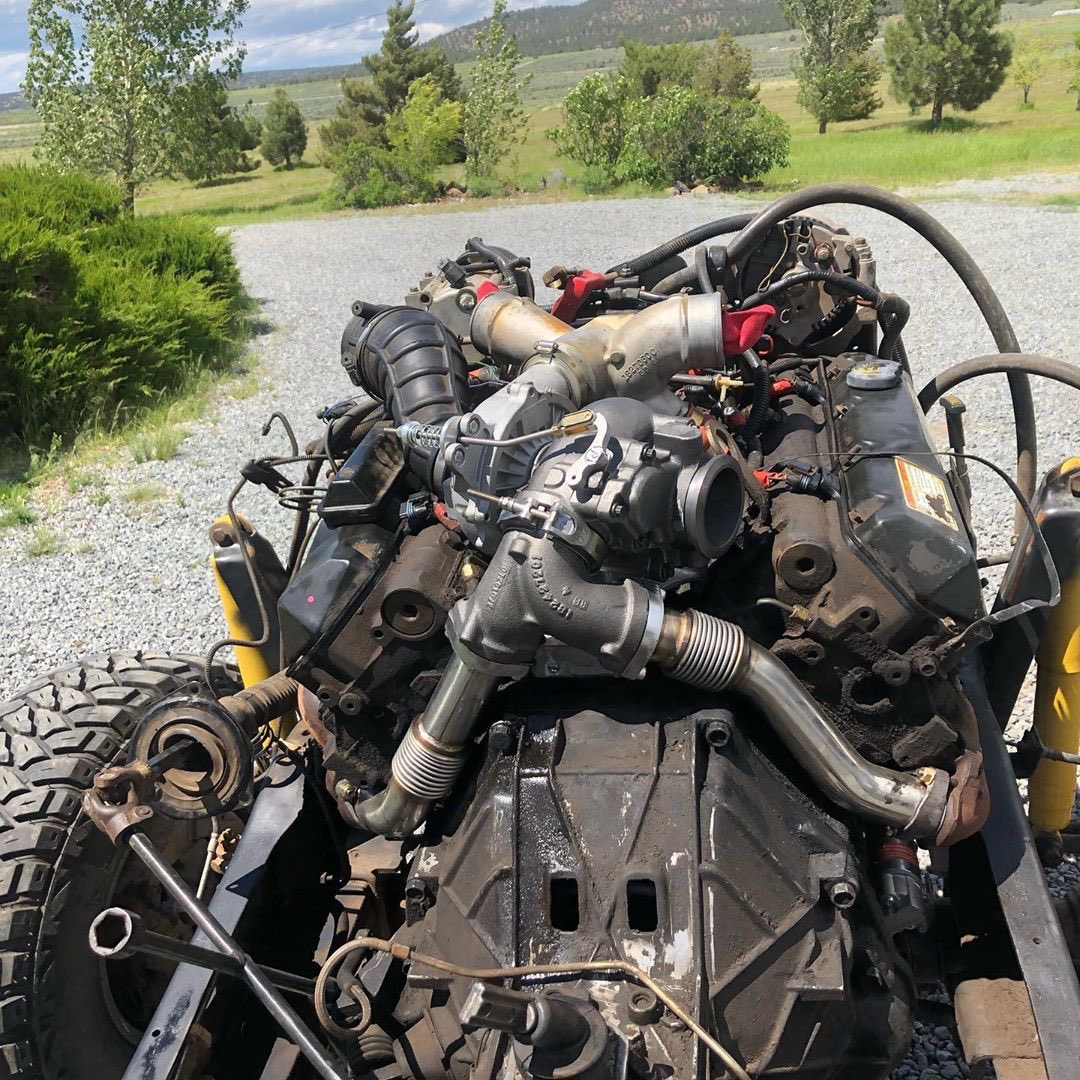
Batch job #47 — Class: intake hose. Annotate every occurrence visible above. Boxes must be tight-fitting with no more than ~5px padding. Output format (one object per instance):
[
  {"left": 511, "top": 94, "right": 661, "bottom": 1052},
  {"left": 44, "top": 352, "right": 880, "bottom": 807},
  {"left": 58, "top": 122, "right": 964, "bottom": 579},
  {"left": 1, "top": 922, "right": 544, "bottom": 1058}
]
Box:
[
  {"left": 722, "top": 183, "right": 1036, "bottom": 514},
  {"left": 652, "top": 609, "right": 950, "bottom": 838},
  {"left": 343, "top": 307, "right": 470, "bottom": 483}
]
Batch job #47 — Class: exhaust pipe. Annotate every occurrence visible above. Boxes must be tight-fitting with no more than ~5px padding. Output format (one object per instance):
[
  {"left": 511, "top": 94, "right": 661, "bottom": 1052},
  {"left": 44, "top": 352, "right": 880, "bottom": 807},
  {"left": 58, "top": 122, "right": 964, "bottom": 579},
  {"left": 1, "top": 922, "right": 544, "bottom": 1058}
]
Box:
[
  {"left": 349, "top": 654, "right": 499, "bottom": 838},
  {"left": 653, "top": 609, "right": 949, "bottom": 839}
]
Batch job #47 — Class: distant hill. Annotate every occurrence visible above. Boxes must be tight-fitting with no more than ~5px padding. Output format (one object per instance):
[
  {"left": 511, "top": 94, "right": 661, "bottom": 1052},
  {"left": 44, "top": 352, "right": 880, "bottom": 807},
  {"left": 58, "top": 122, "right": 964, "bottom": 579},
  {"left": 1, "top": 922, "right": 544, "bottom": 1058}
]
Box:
[
  {"left": 0, "top": 91, "right": 28, "bottom": 112},
  {"left": 435, "top": 0, "right": 789, "bottom": 60},
  {"left": 228, "top": 64, "right": 364, "bottom": 90}
]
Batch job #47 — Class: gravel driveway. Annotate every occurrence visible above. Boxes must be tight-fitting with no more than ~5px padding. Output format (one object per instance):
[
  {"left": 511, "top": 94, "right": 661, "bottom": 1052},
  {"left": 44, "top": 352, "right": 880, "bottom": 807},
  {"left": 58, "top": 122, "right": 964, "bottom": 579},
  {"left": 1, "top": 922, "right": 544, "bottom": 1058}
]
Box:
[{"left": 1, "top": 192, "right": 1078, "bottom": 1076}]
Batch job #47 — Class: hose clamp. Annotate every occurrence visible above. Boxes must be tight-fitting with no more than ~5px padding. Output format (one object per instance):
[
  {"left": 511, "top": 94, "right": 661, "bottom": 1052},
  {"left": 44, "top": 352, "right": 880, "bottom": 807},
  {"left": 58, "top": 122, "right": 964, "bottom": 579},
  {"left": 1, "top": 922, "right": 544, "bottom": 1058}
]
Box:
[{"left": 623, "top": 585, "right": 666, "bottom": 681}]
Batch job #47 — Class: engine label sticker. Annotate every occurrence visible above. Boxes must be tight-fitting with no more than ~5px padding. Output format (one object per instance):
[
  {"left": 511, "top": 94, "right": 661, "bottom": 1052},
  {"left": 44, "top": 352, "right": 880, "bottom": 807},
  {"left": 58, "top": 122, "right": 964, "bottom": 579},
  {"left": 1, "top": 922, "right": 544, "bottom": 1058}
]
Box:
[{"left": 895, "top": 457, "right": 958, "bottom": 531}]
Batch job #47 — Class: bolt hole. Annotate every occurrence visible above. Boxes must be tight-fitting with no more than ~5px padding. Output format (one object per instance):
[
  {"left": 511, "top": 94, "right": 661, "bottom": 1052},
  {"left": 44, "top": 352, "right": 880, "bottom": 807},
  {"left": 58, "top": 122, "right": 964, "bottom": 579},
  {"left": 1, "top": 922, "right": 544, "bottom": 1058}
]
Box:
[
  {"left": 401, "top": 603, "right": 419, "bottom": 620},
  {"left": 795, "top": 556, "right": 816, "bottom": 574},
  {"left": 372, "top": 628, "right": 385, "bottom": 640}
]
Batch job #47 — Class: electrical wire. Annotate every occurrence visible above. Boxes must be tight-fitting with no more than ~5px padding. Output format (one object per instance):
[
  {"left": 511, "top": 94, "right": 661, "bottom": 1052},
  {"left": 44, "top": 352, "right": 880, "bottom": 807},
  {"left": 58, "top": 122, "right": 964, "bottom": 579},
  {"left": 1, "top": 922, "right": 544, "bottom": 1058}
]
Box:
[{"left": 315, "top": 937, "right": 753, "bottom": 1080}]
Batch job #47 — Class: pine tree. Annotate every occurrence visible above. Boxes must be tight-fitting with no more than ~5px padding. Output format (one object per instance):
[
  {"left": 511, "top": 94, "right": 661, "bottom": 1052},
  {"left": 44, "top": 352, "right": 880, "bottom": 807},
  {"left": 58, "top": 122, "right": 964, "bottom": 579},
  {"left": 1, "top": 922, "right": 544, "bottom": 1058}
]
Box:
[
  {"left": 261, "top": 89, "right": 308, "bottom": 169},
  {"left": 782, "top": 0, "right": 882, "bottom": 134},
  {"left": 693, "top": 31, "right": 759, "bottom": 101},
  {"left": 884, "top": 0, "right": 1011, "bottom": 128},
  {"left": 321, "top": 0, "right": 460, "bottom": 159},
  {"left": 463, "top": 0, "right": 531, "bottom": 179},
  {"left": 173, "top": 78, "right": 260, "bottom": 184}
]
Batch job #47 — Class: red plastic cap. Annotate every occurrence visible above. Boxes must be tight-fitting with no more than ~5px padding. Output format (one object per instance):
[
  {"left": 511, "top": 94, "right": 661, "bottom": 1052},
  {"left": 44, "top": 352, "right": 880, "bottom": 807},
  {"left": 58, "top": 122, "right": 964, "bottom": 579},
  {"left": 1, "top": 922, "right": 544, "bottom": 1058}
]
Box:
[{"left": 722, "top": 304, "right": 776, "bottom": 356}]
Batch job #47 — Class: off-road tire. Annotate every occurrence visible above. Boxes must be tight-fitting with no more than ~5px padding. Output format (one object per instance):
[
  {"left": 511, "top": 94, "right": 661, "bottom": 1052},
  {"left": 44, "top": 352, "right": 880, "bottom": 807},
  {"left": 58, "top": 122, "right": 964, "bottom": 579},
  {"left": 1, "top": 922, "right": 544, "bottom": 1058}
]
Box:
[{"left": 0, "top": 652, "right": 232, "bottom": 1080}]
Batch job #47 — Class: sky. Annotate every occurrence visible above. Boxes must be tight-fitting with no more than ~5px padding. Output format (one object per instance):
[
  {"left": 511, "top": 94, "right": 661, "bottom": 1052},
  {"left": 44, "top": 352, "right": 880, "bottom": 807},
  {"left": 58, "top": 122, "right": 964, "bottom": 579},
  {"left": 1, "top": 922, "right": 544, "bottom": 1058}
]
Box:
[{"left": 0, "top": 0, "right": 577, "bottom": 94}]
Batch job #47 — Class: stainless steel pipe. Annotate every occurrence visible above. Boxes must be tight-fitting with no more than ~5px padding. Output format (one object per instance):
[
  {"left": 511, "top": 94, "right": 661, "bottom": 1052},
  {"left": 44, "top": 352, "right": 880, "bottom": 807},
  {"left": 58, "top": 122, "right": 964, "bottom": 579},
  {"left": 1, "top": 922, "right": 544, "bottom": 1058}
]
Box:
[
  {"left": 350, "top": 653, "right": 499, "bottom": 837},
  {"left": 656, "top": 609, "right": 949, "bottom": 838}
]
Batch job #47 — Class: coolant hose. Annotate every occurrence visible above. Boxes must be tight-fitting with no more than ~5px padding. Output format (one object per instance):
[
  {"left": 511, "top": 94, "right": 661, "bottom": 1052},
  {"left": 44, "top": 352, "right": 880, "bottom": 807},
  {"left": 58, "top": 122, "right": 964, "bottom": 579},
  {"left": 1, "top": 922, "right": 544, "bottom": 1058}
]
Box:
[
  {"left": 350, "top": 307, "right": 470, "bottom": 482},
  {"left": 723, "top": 183, "right": 1036, "bottom": 512},
  {"left": 654, "top": 609, "right": 949, "bottom": 837}
]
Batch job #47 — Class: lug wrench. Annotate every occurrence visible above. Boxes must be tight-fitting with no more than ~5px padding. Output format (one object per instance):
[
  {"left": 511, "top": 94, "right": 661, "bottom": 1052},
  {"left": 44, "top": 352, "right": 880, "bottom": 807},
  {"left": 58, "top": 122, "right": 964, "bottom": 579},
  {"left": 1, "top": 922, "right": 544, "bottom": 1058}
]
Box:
[
  {"left": 89, "top": 906, "right": 316, "bottom": 998},
  {"left": 83, "top": 763, "right": 347, "bottom": 1080}
]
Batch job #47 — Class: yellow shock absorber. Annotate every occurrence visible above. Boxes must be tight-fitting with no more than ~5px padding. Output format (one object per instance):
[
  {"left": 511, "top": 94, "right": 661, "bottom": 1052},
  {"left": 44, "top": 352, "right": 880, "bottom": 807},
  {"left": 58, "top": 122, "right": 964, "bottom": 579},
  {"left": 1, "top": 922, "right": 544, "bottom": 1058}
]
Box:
[
  {"left": 209, "top": 514, "right": 282, "bottom": 690},
  {"left": 1030, "top": 480, "right": 1080, "bottom": 834}
]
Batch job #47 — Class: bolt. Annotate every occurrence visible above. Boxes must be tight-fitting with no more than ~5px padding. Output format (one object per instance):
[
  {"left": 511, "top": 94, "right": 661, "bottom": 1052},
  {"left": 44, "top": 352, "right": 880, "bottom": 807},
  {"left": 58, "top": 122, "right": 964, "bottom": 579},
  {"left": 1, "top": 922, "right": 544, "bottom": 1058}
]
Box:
[
  {"left": 339, "top": 692, "right": 363, "bottom": 715},
  {"left": 466, "top": 416, "right": 482, "bottom": 434},
  {"left": 489, "top": 721, "right": 515, "bottom": 752},
  {"left": 451, "top": 447, "right": 467, "bottom": 468},
  {"left": 703, "top": 716, "right": 733, "bottom": 749},
  {"left": 335, "top": 778, "right": 358, "bottom": 802},
  {"left": 545, "top": 662, "right": 561, "bottom": 676},
  {"left": 611, "top": 502, "right": 625, "bottom": 517},
  {"left": 457, "top": 290, "right": 477, "bottom": 311},
  {"left": 828, "top": 880, "right": 858, "bottom": 909},
  {"left": 814, "top": 242, "right": 833, "bottom": 262}
]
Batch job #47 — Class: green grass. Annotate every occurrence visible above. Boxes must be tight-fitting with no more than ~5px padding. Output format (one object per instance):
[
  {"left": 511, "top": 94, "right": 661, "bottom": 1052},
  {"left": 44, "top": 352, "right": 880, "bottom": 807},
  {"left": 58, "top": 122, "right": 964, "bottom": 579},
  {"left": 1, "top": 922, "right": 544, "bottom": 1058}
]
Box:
[
  {"left": 125, "top": 480, "right": 168, "bottom": 504},
  {"left": 130, "top": 422, "right": 187, "bottom": 463},
  {"left": 25, "top": 526, "right": 62, "bottom": 558},
  {"left": 0, "top": 485, "right": 36, "bottom": 529}
]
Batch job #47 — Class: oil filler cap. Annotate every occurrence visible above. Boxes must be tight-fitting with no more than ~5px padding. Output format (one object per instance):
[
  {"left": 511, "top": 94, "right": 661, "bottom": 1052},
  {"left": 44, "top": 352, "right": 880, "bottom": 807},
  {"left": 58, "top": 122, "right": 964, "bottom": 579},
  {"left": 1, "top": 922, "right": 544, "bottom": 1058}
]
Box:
[{"left": 846, "top": 358, "right": 901, "bottom": 390}]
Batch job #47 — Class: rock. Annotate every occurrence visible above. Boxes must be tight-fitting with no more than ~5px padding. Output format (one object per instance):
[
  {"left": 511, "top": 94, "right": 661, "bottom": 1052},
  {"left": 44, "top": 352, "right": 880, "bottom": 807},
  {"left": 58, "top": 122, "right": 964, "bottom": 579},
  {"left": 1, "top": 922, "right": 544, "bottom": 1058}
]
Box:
[
  {"left": 691, "top": 184, "right": 709, "bottom": 195},
  {"left": 546, "top": 168, "right": 566, "bottom": 187},
  {"left": 445, "top": 186, "right": 464, "bottom": 199},
  {"left": 665, "top": 186, "right": 679, "bottom": 197}
]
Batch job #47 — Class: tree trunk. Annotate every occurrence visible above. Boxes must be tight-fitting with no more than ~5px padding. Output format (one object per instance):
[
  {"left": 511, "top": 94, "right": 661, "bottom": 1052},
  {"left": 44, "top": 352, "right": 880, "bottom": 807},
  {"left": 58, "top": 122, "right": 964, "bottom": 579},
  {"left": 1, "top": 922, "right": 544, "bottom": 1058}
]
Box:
[
  {"left": 930, "top": 95, "right": 944, "bottom": 129},
  {"left": 1023, "top": 87, "right": 1030, "bottom": 105},
  {"left": 1075, "top": 92, "right": 1080, "bottom": 111},
  {"left": 285, "top": 149, "right": 292, "bottom": 170},
  {"left": 818, "top": 118, "right": 828, "bottom": 135},
  {"left": 122, "top": 177, "right": 136, "bottom": 215}
]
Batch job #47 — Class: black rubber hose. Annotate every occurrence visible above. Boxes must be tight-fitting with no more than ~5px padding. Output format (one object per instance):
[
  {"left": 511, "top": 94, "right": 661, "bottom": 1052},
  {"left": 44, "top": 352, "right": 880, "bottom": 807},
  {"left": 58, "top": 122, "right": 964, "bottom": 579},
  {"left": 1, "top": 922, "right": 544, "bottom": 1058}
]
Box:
[
  {"left": 737, "top": 268, "right": 884, "bottom": 311},
  {"left": 352, "top": 308, "right": 470, "bottom": 483},
  {"left": 724, "top": 183, "right": 1036, "bottom": 513},
  {"left": 609, "top": 213, "right": 755, "bottom": 277},
  {"left": 919, "top": 353, "right": 1080, "bottom": 410},
  {"left": 653, "top": 263, "right": 698, "bottom": 295},
  {"left": 743, "top": 351, "right": 771, "bottom": 438}
]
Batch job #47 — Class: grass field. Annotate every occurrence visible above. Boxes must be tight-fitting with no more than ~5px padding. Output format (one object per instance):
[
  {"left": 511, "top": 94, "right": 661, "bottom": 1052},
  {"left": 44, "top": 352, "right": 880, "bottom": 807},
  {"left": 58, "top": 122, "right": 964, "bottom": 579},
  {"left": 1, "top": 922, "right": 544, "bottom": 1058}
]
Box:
[{"left": 3, "top": 2, "right": 1079, "bottom": 220}]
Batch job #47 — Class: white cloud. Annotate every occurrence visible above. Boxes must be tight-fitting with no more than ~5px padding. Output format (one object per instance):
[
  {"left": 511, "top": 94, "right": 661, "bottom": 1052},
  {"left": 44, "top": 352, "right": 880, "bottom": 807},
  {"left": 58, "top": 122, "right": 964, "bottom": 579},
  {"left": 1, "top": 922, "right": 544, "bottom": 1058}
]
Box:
[{"left": 0, "top": 50, "right": 27, "bottom": 93}]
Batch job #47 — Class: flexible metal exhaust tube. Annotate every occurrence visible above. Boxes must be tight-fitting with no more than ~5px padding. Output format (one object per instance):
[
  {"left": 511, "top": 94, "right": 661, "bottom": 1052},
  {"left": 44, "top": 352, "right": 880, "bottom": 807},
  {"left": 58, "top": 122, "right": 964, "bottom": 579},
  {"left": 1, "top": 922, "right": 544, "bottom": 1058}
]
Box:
[
  {"left": 654, "top": 609, "right": 949, "bottom": 838},
  {"left": 350, "top": 654, "right": 499, "bottom": 837}
]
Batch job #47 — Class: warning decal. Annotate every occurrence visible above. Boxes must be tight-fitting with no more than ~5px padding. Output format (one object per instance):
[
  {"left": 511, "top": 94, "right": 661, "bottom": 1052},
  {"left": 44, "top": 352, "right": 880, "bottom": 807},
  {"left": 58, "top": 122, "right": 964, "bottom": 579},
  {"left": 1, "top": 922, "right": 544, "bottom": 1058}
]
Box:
[{"left": 895, "top": 457, "right": 959, "bottom": 531}]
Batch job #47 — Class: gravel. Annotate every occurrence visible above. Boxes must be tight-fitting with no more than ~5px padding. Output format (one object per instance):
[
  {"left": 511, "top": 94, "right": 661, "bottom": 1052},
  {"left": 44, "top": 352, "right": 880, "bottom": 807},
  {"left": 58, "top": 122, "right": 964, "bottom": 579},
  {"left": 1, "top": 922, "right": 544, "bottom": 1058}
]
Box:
[{"left": 2, "top": 192, "right": 1078, "bottom": 1074}]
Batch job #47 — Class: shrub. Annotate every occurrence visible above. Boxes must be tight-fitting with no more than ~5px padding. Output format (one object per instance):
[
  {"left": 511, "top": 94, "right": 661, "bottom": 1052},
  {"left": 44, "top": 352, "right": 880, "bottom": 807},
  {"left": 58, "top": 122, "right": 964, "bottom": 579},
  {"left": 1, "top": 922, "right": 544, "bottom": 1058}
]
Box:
[
  {"left": 0, "top": 165, "right": 248, "bottom": 447},
  {"left": 552, "top": 79, "right": 789, "bottom": 189},
  {"left": 326, "top": 75, "right": 461, "bottom": 210}
]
